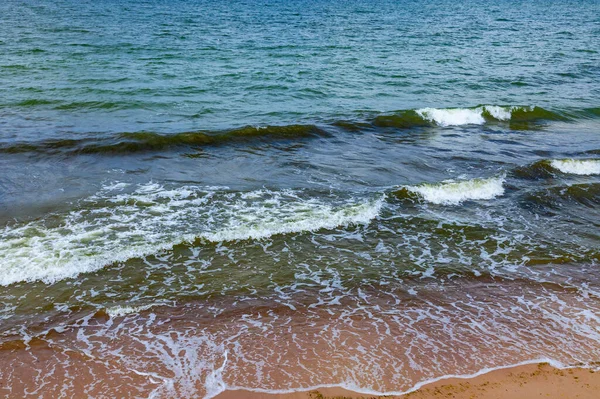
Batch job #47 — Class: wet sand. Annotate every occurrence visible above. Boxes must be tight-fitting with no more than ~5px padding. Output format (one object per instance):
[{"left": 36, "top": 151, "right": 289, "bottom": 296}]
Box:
[{"left": 215, "top": 363, "right": 600, "bottom": 399}]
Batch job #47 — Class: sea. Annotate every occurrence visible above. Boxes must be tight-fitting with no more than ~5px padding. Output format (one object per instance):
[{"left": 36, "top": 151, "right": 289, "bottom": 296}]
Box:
[{"left": 1, "top": 0, "right": 600, "bottom": 398}]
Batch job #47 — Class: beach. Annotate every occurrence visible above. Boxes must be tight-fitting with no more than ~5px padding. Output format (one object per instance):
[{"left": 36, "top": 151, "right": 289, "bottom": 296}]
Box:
[{"left": 216, "top": 363, "right": 600, "bottom": 399}]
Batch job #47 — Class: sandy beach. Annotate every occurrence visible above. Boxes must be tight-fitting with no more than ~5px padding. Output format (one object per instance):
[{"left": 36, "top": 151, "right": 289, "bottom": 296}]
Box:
[{"left": 215, "top": 363, "right": 600, "bottom": 399}]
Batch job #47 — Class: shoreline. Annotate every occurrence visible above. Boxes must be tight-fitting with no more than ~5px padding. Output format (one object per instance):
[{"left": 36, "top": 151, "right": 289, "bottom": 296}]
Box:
[{"left": 214, "top": 362, "right": 600, "bottom": 399}]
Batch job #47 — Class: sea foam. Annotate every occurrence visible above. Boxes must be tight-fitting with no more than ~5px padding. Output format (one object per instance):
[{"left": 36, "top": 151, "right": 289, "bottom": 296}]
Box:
[
  {"left": 404, "top": 175, "right": 506, "bottom": 205},
  {"left": 0, "top": 183, "right": 383, "bottom": 286},
  {"left": 106, "top": 304, "right": 155, "bottom": 317},
  {"left": 550, "top": 159, "right": 600, "bottom": 175},
  {"left": 416, "top": 106, "right": 516, "bottom": 127}
]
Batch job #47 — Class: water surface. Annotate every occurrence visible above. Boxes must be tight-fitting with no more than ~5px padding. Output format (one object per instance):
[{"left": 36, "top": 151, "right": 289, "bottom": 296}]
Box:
[{"left": 1, "top": 1, "right": 600, "bottom": 398}]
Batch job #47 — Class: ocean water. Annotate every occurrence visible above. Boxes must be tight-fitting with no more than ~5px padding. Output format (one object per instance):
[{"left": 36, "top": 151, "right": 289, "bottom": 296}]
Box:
[{"left": 1, "top": 0, "right": 600, "bottom": 398}]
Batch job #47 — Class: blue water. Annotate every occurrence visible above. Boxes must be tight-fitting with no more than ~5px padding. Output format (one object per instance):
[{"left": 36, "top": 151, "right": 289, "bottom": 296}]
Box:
[
  {"left": 1, "top": 1, "right": 600, "bottom": 398},
  {"left": 1, "top": 0, "right": 599, "bottom": 137}
]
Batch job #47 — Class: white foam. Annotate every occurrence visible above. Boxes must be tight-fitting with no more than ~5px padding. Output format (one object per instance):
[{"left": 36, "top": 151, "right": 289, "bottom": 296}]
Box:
[
  {"left": 483, "top": 105, "right": 513, "bottom": 121},
  {"left": 204, "top": 351, "right": 228, "bottom": 399},
  {"left": 106, "top": 304, "right": 154, "bottom": 317},
  {"left": 416, "top": 106, "right": 518, "bottom": 126},
  {"left": 138, "top": 332, "right": 229, "bottom": 399},
  {"left": 0, "top": 183, "right": 384, "bottom": 286},
  {"left": 405, "top": 175, "right": 505, "bottom": 205},
  {"left": 101, "top": 182, "right": 130, "bottom": 191},
  {"left": 417, "top": 107, "right": 485, "bottom": 126},
  {"left": 550, "top": 159, "right": 600, "bottom": 175}
]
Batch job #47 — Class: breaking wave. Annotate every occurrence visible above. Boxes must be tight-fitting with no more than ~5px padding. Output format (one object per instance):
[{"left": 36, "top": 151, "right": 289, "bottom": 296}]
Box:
[
  {"left": 394, "top": 175, "right": 506, "bottom": 205},
  {"left": 416, "top": 105, "right": 512, "bottom": 126},
  {"left": 550, "top": 159, "right": 600, "bottom": 175},
  {"left": 373, "top": 105, "right": 571, "bottom": 128},
  {"left": 0, "top": 184, "right": 383, "bottom": 286}
]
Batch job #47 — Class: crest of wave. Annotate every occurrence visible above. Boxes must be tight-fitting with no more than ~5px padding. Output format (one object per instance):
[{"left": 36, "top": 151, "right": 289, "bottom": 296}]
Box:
[
  {"left": 416, "top": 106, "right": 518, "bottom": 126},
  {"left": 550, "top": 159, "right": 600, "bottom": 175},
  {"left": 404, "top": 175, "right": 506, "bottom": 205}
]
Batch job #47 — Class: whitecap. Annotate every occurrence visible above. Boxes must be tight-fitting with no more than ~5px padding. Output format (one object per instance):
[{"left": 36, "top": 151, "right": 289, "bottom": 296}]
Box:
[
  {"left": 550, "top": 159, "right": 600, "bottom": 175},
  {"left": 404, "top": 175, "right": 505, "bottom": 205},
  {"left": 415, "top": 105, "right": 519, "bottom": 126}
]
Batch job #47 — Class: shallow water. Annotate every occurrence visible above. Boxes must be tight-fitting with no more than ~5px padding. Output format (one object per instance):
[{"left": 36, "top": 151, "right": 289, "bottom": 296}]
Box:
[{"left": 1, "top": 0, "right": 600, "bottom": 398}]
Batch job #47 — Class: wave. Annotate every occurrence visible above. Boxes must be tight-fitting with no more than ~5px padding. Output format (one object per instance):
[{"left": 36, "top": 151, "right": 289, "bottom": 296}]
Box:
[
  {"left": 511, "top": 158, "right": 600, "bottom": 180},
  {"left": 7, "top": 98, "right": 587, "bottom": 125},
  {"left": 524, "top": 183, "right": 600, "bottom": 210},
  {"left": 416, "top": 105, "right": 513, "bottom": 126},
  {"left": 0, "top": 184, "right": 383, "bottom": 286},
  {"left": 2, "top": 105, "right": 598, "bottom": 156},
  {"left": 0, "top": 125, "right": 328, "bottom": 155},
  {"left": 373, "top": 105, "right": 572, "bottom": 128},
  {"left": 511, "top": 160, "right": 557, "bottom": 180},
  {"left": 5, "top": 99, "right": 148, "bottom": 110},
  {"left": 394, "top": 175, "right": 506, "bottom": 205},
  {"left": 550, "top": 159, "right": 600, "bottom": 175}
]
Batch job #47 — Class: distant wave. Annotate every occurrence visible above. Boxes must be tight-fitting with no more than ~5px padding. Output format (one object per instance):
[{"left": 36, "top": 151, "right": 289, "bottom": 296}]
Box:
[
  {"left": 0, "top": 184, "right": 383, "bottom": 286},
  {"left": 1, "top": 105, "right": 598, "bottom": 156},
  {"left": 0, "top": 125, "right": 328, "bottom": 155},
  {"left": 394, "top": 175, "right": 506, "bottom": 205},
  {"left": 416, "top": 106, "right": 513, "bottom": 126},
  {"left": 372, "top": 105, "right": 579, "bottom": 128},
  {"left": 7, "top": 99, "right": 158, "bottom": 110}
]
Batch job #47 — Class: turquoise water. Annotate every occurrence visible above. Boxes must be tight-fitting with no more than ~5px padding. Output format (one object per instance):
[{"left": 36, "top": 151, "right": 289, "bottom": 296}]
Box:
[
  {"left": 1, "top": 0, "right": 599, "bottom": 134},
  {"left": 1, "top": 1, "right": 600, "bottom": 398}
]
